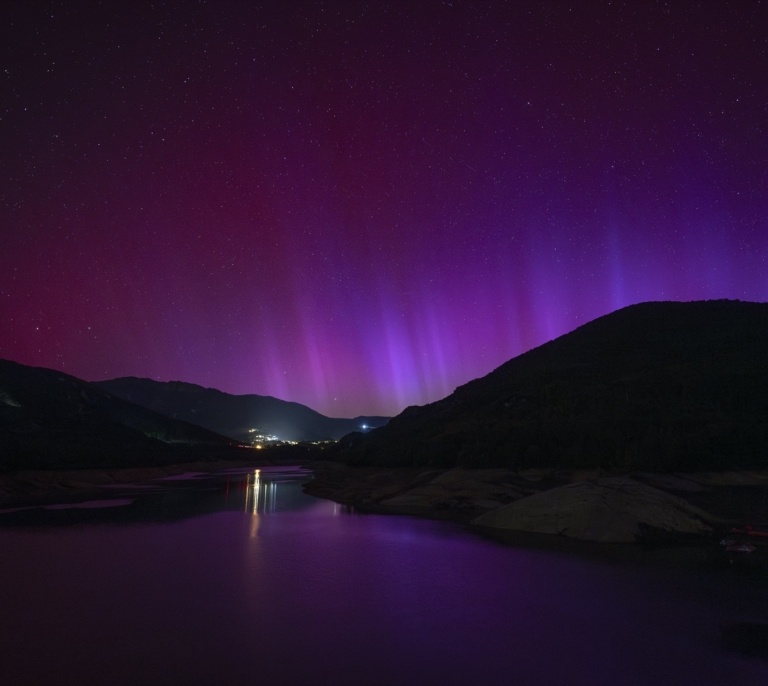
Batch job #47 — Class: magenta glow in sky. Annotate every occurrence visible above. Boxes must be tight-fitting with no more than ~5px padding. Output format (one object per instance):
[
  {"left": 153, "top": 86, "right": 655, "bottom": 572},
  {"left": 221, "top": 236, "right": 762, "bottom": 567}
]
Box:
[{"left": 1, "top": 1, "right": 767, "bottom": 417}]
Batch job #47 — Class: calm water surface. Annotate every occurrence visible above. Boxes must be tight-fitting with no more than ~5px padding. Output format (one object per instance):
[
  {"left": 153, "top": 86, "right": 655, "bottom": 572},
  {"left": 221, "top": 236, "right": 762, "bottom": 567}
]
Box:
[{"left": 0, "top": 466, "right": 766, "bottom": 686}]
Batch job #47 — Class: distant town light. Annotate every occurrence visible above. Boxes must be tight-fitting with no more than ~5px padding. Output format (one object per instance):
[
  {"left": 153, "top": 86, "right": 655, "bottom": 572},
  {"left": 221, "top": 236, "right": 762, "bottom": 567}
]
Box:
[
  {"left": 248, "top": 430, "right": 280, "bottom": 444},
  {"left": 361, "top": 424, "right": 368, "bottom": 430}
]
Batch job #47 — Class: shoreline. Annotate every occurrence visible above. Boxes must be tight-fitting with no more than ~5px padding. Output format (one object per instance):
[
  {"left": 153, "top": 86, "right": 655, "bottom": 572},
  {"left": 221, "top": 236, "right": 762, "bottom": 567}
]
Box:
[
  {"left": 302, "top": 461, "right": 768, "bottom": 543},
  {"left": 0, "top": 456, "right": 299, "bottom": 503},
  {"left": 4, "top": 458, "right": 768, "bottom": 547}
]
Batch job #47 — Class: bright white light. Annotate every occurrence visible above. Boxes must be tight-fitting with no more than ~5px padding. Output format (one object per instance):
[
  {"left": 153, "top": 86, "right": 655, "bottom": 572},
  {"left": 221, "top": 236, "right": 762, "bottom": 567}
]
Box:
[{"left": 361, "top": 424, "right": 368, "bottom": 430}]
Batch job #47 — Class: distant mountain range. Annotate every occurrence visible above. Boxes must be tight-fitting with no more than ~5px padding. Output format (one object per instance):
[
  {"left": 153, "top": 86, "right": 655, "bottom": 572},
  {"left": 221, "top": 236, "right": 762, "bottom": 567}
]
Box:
[
  {"left": 93, "top": 377, "right": 390, "bottom": 443},
  {"left": 0, "top": 359, "right": 239, "bottom": 471},
  {"left": 333, "top": 300, "right": 768, "bottom": 472}
]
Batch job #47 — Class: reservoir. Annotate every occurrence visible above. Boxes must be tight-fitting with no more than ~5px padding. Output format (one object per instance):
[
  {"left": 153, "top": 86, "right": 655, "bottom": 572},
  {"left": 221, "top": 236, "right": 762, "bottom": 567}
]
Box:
[{"left": 1, "top": 466, "right": 766, "bottom": 685}]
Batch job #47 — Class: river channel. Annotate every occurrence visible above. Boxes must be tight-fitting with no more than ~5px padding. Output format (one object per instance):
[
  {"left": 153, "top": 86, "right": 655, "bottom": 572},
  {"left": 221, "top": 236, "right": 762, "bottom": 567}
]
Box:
[{"left": 0, "top": 465, "right": 766, "bottom": 685}]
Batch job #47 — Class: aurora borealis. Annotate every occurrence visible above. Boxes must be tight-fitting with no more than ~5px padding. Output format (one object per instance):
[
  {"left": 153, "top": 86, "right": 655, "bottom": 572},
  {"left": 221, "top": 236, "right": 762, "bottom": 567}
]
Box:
[{"left": 1, "top": 1, "right": 766, "bottom": 417}]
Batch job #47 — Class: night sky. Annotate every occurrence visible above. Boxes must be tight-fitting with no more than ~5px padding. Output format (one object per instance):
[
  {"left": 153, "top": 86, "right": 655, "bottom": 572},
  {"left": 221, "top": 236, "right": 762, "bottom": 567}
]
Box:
[{"left": 1, "top": 1, "right": 766, "bottom": 417}]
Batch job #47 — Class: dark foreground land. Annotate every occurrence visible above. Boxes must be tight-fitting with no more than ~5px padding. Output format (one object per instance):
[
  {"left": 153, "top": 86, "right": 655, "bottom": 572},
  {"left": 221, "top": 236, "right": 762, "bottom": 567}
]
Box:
[
  {"left": 303, "top": 462, "right": 768, "bottom": 539},
  {"left": 303, "top": 462, "right": 768, "bottom": 524}
]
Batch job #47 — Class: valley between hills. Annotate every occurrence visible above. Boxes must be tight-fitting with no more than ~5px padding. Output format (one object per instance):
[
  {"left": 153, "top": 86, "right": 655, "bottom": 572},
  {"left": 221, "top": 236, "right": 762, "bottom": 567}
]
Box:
[{"left": 2, "top": 299, "right": 768, "bottom": 545}]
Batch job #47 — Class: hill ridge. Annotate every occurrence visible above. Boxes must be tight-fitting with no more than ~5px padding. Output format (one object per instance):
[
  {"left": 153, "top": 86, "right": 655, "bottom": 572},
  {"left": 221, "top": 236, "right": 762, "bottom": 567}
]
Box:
[
  {"left": 0, "top": 358, "right": 239, "bottom": 471},
  {"left": 335, "top": 299, "right": 768, "bottom": 472},
  {"left": 94, "top": 376, "right": 390, "bottom": 443}
]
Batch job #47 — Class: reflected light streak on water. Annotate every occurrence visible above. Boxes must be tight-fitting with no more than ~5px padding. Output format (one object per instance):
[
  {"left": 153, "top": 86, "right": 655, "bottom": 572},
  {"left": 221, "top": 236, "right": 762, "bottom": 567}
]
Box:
[{"left": 243, "top": 469, "right": 278, "bottom": 515}]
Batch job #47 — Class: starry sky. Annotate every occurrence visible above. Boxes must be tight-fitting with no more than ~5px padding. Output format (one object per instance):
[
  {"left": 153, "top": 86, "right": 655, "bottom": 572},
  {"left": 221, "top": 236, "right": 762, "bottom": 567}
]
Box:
[{"left": 1, "top": 1, "right": 766, "bottom": 418}]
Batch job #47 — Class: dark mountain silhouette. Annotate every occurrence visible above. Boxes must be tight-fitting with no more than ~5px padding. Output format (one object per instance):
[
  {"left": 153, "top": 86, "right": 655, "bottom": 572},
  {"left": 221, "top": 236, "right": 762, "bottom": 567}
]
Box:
[
  {"left": 93, "top": 377, "right": 390, "bottom": 443},
  {"left": 0, "top": 359, "right": 240, "bottom": 471},
  {"left": 333, "top": 300, "right": 768, "bottom": 472}
]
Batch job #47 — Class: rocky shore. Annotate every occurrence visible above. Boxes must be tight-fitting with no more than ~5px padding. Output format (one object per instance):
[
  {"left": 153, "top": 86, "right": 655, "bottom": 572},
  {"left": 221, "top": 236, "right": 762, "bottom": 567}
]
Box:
[{"left": 303, "top": 462, "right": 768, "bottom": 543}]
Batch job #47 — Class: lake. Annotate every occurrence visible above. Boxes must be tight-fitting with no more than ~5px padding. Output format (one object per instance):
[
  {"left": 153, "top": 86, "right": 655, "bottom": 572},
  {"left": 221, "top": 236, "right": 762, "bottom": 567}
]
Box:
[{"left": 0, "top": 466, "right": 766, "bottom": 685}]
